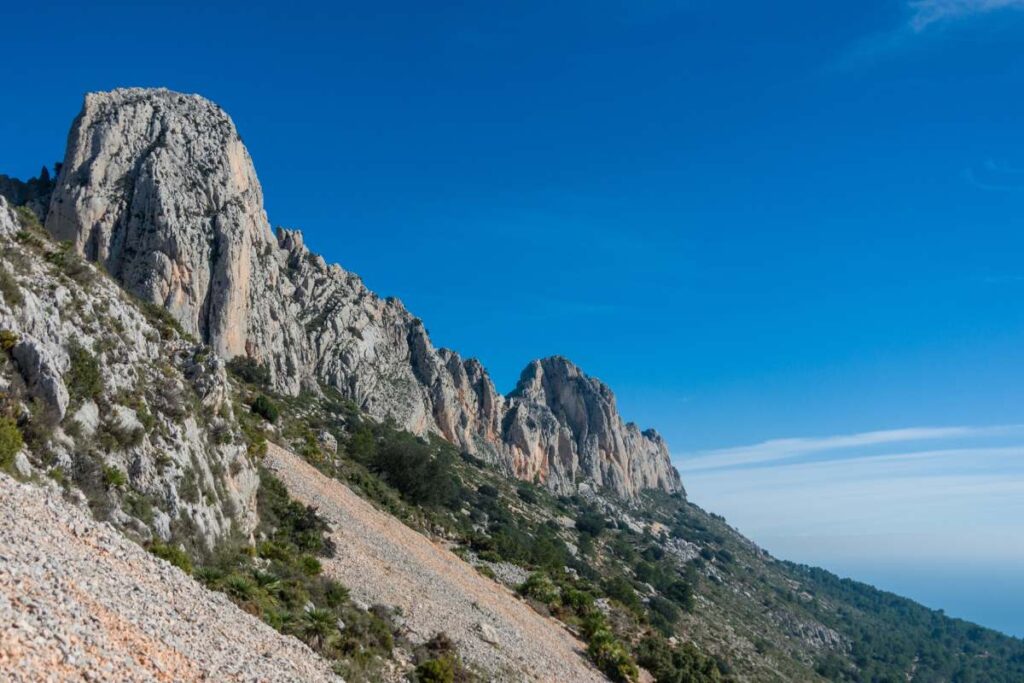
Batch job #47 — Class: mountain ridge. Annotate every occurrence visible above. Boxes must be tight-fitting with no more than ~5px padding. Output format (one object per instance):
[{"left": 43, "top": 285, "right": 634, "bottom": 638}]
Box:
[{"left": 42, "top": 86, "right": 680, "bottom": 500}]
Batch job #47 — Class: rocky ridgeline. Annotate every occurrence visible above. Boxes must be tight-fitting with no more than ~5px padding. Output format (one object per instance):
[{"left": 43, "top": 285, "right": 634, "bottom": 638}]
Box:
[
  {"left": 0, "top": 195, "right": 258, "bottom": 549},
  {"left": 44, "top": 87, "right": 681, "bottom": 499}
]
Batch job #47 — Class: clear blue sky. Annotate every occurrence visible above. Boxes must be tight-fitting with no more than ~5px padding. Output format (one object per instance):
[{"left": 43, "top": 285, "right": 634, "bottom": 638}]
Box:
[{"left": 3, "top": 0, "right": 1023, "bottom": 636}]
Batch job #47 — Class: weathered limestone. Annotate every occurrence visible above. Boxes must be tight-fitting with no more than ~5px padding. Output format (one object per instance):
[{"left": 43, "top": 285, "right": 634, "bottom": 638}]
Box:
[{"left": 45, "top": 88, "right": 683, "bottom": 499}]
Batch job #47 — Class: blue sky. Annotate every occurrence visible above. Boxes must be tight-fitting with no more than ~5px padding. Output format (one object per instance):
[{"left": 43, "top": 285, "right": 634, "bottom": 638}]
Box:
[{"left": 2, "top": 0, "right": 1023, "bottom": 636}]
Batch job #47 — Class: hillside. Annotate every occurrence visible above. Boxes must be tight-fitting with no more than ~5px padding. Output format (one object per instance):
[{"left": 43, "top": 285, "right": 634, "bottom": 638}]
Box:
[
  {"left": 0, "top": 87, "right": 1022, "bottom": 682},
  {"left": 0, "top": 472, "right": 338, "bottom": 682}
]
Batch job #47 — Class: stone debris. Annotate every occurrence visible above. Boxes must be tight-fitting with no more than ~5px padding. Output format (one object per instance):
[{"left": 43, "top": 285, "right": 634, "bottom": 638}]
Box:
[
  {"left": 264, "top": 443, "right": 605, "bottom": 682},
  {"left": 0, "top": 473, "right": 340, "bottom": 682}
]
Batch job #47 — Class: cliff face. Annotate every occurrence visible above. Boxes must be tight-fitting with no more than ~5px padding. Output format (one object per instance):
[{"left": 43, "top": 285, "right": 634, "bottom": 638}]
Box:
[
  {"left": 0, "top": 196, "right": 259, "bottom": 549},
  {"left": 46, "top": 87, "right": 682, "bottom": 499}
]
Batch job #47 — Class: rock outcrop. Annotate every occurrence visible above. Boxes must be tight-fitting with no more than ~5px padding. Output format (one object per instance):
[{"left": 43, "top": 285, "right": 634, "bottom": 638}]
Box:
[
  {"left": 45, "top": 87, "right": 682, "bottom": 499},
  {"left": 1, "top": 196, "right": 259, "bottom": 548}
]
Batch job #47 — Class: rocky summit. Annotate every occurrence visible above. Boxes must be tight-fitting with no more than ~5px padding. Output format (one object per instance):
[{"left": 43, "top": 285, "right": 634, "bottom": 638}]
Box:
[{"left": 45, "top": 87, "right": 680, "bottom": 500}]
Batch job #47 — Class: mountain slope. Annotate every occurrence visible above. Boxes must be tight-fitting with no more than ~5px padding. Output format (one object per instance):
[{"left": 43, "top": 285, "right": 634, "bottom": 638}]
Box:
[
  {"left": 0, "top": 472, "right": 338, "bottom": 682},
  {"left": 265, "top": 442, "right": 605, "bottom": 681}
]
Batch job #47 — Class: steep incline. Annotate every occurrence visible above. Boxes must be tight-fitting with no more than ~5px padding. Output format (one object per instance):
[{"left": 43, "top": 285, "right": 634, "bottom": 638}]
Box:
[
  {"left": 263, "top": 442, "right": 605, "bottom": 682},
  {"left": 0, "top": 473, "right": 339, "bottom": 682},
  {"left": 45, "top": 87, "right": 680, "bottom": 500}
]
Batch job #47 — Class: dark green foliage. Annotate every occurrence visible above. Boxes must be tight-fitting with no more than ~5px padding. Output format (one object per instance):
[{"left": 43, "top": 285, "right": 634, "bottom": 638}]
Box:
[
  {"left": 227, "top": 356, "right": 272, "bottom": 387},
  {"left": 636, "top": 635, "right": 725, "bottom": 683},
  {"left": 257, "top": 470, "right": 336, "bottom": 557},
  {"left": 648, "top": 596, "right": 681, "bottom": 635},
  {"left": 67, "top": 341, "right": 103, "bottom": 403},
  {"left": 515, "top": 484, "right": 538, "bottom": 504},
  {"left": 789, "top": 562, "right": 1024, "bottom": 682},
  {"left": 603, "top": 575, "right": 642, "bottom": 612},
  {"left": 250, "top": 394, "right": 280, "bottom": 423},
  {"left": 575, "top": 509, "right": 607, "bottom": 537},
  {"left": 359, "top": 431, "right": 460, "bottom": 508}
]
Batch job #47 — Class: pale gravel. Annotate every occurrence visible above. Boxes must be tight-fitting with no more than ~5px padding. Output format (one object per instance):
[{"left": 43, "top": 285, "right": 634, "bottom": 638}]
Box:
[
  {"left": 0, "top": 474, "right": 340, "bottom": 682},
  {"left": 264, "top": 443, "right": 607, "bottom": 683}
]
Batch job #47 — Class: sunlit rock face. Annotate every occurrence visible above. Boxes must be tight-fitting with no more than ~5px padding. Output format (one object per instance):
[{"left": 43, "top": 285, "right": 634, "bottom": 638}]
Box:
[{"left": 47, "top": 87, "right": 683, "bottom": 500}]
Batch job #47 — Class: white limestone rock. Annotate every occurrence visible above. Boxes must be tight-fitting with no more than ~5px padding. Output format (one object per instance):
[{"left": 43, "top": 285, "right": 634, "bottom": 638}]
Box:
[{"left": 44, "top": 88, "right": 683, "bottom": 500}]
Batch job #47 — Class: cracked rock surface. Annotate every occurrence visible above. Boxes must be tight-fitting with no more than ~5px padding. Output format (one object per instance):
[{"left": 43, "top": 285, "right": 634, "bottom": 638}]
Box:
[{"left": 46, "top": 87, "right": 681, "bottom": 500}]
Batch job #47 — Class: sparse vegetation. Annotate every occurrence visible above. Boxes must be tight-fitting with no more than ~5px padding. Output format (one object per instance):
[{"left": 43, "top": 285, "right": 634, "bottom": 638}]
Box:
[
  {"left": 0, "top": 417, "right": 24, "bottom": 471},
  {"left": 250, "top": 394, "right": 280, "bottom": 423},
  {"left": 67, "top": 341, "right": 103, "bottom": 403}
]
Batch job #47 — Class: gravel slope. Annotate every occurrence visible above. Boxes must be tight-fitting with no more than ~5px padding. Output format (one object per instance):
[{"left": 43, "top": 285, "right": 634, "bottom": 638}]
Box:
[
  {"left": 0, "top": 474, "right": 339, "bottom": 682},
  {"left": 264, "top": 443, "right": 606, "bottom": 682}
]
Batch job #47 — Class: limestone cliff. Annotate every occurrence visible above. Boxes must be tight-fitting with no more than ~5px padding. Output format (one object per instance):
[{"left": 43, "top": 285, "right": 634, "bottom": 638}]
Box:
[
  {"left": 0, "top": 196, "right": 259, "bottom": 548},
  {"left": 46, "top": 88, "right": 682, "bottom": 499}
]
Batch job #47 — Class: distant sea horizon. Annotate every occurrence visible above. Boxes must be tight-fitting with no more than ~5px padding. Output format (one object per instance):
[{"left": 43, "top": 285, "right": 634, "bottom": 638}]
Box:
[{"left": 762, "top": 545, "right": 1024, "bottom": 640}]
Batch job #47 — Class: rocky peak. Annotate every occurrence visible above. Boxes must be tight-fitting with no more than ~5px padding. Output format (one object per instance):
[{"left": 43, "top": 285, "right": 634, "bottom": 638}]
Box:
[
  {"left": 46, "top": 87, "right": 273, "bottom": 360},
  {"left": 44, "top": 88, "right": 682, "bottom": 500}
]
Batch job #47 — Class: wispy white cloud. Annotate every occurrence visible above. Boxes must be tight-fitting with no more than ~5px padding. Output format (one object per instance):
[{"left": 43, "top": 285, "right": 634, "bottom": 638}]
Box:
[
  {"left": 677, "top": 424, "right": 1024, "bottom": 472},
  {"left": 830, "top": 1, "right": 1024, "bottom": 70},
  {"left": 963, "top": 159, "right": 1024, "bottom": 191},
  {"left": 908, "top": 0, "right": 1024, "bottom": 32}
]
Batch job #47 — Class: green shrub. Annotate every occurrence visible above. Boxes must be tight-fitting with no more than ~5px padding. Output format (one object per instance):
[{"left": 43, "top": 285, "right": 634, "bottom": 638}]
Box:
[
  {"left": 250, "top": 394, "right": 280, "bottom": 423},
  {"left": 149, "top": 542, "right": 194, "bottom": 574},
  {"left": 415, "top": 657, "right": 455, "bottom": 683},
  {"left": 102, "top": 465, "right": 127, "bottom": 489},
  {"left": 576, "top": 510, "right": 607, "bottom": 537},
  {"left": 519, "top": 572, "right": 560, "bottom": 606},
  {"left": 0, "top": 417, "right": 24, "bottom": 470},
  {"left": 67, "top": 341, "right": 103, "bottom": 402},
  {"left": 227, "top": 356, "right": 272, "bottom": 387}
]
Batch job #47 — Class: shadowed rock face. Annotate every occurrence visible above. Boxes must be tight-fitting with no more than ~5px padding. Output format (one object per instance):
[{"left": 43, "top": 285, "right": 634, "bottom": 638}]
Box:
[{"left": 46, "top": 87, "right": 682, "bottom": 499}]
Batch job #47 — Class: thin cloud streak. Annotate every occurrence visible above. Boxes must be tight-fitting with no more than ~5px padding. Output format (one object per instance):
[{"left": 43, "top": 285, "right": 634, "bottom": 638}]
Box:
[
  {"left": 908, "top": 0, "right": 1024, "bottom": 31},
  {"left": 677, "top": 425, "right": 1024, "bottom": 472}
]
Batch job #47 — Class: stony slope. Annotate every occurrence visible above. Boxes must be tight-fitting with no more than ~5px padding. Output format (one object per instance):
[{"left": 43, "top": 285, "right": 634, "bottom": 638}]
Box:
[
  {"left": 43, "top": 87, "right": 679, "bottom": 500},
  {"left": 0, "top": 472, "right": 339, "bottom": 682},
  {"left": 264, "top": 442, "right": 605, "bottom": 682}
]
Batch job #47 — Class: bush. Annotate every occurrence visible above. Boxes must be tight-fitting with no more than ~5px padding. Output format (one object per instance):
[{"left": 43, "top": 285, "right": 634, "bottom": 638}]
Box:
[
  {"left": 576, "top": 510, "right": 607, "bottom": 537},
  {"left": 0, "top": 418, "right": 23, "bottom": 470},
  {"left": 519, "top": 572, "right": 561, "bottom": 606},
  {"left": 250, "top": 394, "right": 280, "bottom": 423},
  {"left": 374, "top": 438, "right": 459, "bottom": 508},
  {"left": 102, "top": 465, "right": 127, "bottom": 489},
  {"left": 227, "top": 356, "right": 272, "bottom": 387},
  {"left": 149, "top": 542, "right": 193, "bottom": 574},
  {"left": 415, "top": 657, "right": 455, "bottom": 683},
  {"left": 67, "top": 341, "right": 103, "bottom": 402}
]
